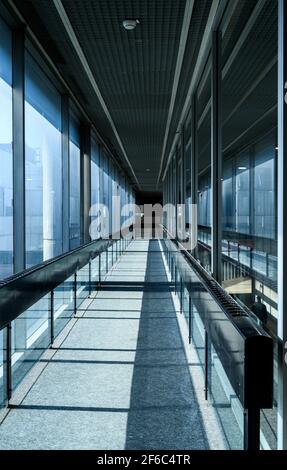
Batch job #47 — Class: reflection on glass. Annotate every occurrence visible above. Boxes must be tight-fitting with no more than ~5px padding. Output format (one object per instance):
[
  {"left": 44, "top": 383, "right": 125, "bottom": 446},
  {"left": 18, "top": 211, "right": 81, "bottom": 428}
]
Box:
[
  {"left": 91, "top": 256, "right": 99, "bottom": 287},
  {"left": 220, "top": 0, "right": 278, "bottom": 449},
  {"left": 76, "top": 265, "right": 89, "bottom": 308},
  {"left": 69, "top": 114, "right": 81, "bottom": 249},
  {"left": 210, "top": 344, "right": 243, "bottom": 449},
  {"left": 0, "top": 18, "right": 13, "bottom": 279},
  {"left": 0, "top": 328, "right": 5, "bottom": 408},
  {"left": 102, "top": 151, "right": 110, "bottom": 236},
  {"left": 91, "top": 138, "right": 100, "bottom": 240},
  {"left": 54, "top": 277, "right": 74, "bottom": 337},
  {"left": 25, "top": 53, "right": 62, "bottom": 267},
  {"left": 120, "top": 174, "right": 126, "bottom": 228},
  {"left": 12, "top": 295, "right": 50, "bottom": 390},
  {"left": 197, "top": 56, "right": 212, "bottom": 273},
  {"left": 185, "top": 115, "right": 191, "bottom": 236}
]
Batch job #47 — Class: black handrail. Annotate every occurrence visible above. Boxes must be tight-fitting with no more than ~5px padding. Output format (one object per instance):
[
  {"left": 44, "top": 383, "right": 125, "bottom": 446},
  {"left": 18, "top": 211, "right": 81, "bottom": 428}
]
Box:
[
  {"left": 161, "top": 227, "right": 273, "bottom": 450},
  {"left": 0, "top": 235, "right": 124, "bottom": 330},
  {"left": 198, "top": 238, "right": 278, "bottom": 293}
]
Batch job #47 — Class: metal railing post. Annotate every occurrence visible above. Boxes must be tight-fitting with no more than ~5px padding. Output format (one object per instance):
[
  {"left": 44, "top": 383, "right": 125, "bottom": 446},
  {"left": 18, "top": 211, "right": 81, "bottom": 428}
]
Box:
[
  {"left": 189, "top": 295, "right": 192, "bottom": 344},
  {"left": 99, "top": 253, "right": 101, "bottom": 285},
  {"left": 6, "top": 323, "right": 12, "bottom": 402},
  {"left": 74, "top": 272, "right": 77, "bottom": 316},
  {"left": 88, "top": 261, "right": 92, "bottom": 296},
  {"left": 50, "top": 290, "right": 54, "bottom": 345},
  {"left": 180, "top": 279, "right": 183, "bottom": 314},
  {"left": 244, "top": 408, "right": 261, "bottom": 450},
  {"left": 204, "top": 330, "right": 209, "bottom": 401},
  {"left": 174, "top": 266, "right": 177, "bottom": 294}
]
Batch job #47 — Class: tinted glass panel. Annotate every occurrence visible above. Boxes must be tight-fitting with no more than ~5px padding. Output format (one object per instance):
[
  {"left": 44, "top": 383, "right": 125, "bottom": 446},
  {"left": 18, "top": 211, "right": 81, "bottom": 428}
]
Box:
[
  {"left": 25, "top": 53, "right": 62, "bottom": 267},
  {"left": 0, "top": 18, "right": 13, "bottom": 279}
]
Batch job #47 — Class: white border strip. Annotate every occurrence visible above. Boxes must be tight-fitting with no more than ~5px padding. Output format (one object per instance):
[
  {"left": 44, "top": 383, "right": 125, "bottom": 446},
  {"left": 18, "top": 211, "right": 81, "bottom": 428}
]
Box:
[{"left": 53, "top": 0, "right": 141, "bottom": 189}]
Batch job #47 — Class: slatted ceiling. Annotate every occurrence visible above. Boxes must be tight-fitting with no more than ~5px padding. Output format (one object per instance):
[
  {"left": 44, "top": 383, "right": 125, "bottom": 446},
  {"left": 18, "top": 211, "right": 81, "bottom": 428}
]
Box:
[
  {"left": 10, "top": 0, "right": 278, "bottom": 192},
  {"left": 13, "top": 0, "right": 137, "bottom": 184},
  {"left": 12, "top": 0, "right": 214, "bottom": 192},
  {"left": 60, "top": 0, "right": 186, "bottom": 190}
]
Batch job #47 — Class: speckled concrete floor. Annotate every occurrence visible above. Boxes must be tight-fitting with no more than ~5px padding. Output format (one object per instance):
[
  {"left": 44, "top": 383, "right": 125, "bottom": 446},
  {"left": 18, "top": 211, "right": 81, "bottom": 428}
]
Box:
[{"left": 0, "top": 240, "right": 224, "bottom": 450}]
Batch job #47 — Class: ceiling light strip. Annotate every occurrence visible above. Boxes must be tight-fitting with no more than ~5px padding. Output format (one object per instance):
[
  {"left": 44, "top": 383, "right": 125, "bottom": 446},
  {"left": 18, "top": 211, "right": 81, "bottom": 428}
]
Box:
[{"left": 53, "top": 0, "right": 141, "bottom": 189}]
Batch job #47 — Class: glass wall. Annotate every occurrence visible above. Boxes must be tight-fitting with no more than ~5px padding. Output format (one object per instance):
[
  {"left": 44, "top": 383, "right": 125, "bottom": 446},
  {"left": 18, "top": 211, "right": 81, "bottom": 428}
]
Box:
[
  {"left": 11, "top": 295, "right": 50, "bottom": 391},
  {"left": 185, "top": 110, "right": 192, "bottom": 236},
  {"left": 235, "top": 151, "right": 250, "bottom": 234},
  {"left": 192, "top": 1, "right": 278, "bottom": 449},
  {"left": 0, "top": 328, "right": 5, "bottom": 408},
  {"left": 163, "top": 0, "right": 279, "bottom": 451},
  {"left": 69, "top": 113, "right": 81, "bottom": 249},
  {"left": 220, "top": 0, "right": 278, "bottom": 450},
  {"left": 222, "top": 157, "right": 234, "bottom": 231},
  {"left": 254, "top": 133, "right": 276, "bottom": 240},
  {"left": 196, "top": 56, "right": 212, "bottom": 272},
  {"left": 171, "top": 155, "right": 176, "bottom": 235},
  {"left": 102, "top": 150, "right": 110, "bottom": 237},
  {"left": 25, "top": 53, "right": 62, "bottom": 267},
  {"left": 0, "top": 8, "right": 136, "bottom": 408},
  {"left": 110, "top": 161, "right": 116, "bottom": 233},
  {"left": 0, "top": 18, "right": 13, "bottom": 279},
  {"left": 91, "top": 138, "right": 100, "bottom": 212},
  {"left": 120, "top": 173, "right": 126, "bottom": 228},
  {"left": 91, "top": 137, "right": 100, "bottom": 240}
]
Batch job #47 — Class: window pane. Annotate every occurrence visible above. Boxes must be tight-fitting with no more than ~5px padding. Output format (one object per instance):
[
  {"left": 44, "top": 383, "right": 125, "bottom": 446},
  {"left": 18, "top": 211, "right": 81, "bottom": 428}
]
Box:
[
  {"left": 197, "top": 56, "right": 212, "bottom": 272},
  {"left": 102, "top": 151, "right": 109, "bottom": 236},
  {"left": 254, "top": 132, "right": 276, "bottom": 239},
  {"left": 69, "top": 113, "right": 81, "bottom": 248},
  {"left": 25, "top": 53, "right": 62, "bottom": 267},
  {"left": 12, "top": 295, "right": 50, "bottom": 390},
  {"left": 220, "top": 0, "right": 278, "bottom": 449},
  {"left": 222, "top": 159, "right": 234, "bottom": 231},
  {"left": 91, "top": 138, "right": 100, "bottom": 240},
  {"left": 91, "top": 138, "right": 100, "bottom": 208},
  {"left": 0, "top": 18, "right": 13, "bottom": 279},
  {"left": 236, "top": 151, "right": 250, "bottom": 234}
]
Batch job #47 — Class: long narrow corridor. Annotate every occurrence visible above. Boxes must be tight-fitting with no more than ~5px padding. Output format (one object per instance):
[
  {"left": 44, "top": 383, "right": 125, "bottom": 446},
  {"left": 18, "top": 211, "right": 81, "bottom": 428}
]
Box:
[{"left": 0, "top": 240, "right": 223, "bottom": 450}]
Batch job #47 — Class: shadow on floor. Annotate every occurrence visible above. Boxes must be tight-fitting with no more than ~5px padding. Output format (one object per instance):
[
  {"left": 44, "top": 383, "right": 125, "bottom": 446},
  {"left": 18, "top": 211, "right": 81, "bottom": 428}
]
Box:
[{"left": 124, "top": 239, "right": 209, "bottom": 450}]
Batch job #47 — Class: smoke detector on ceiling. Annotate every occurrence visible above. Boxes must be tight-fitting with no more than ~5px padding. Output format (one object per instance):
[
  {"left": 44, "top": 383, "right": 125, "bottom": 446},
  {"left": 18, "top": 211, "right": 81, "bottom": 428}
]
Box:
[{"left": 122, "top": 19, "right": 140, "bottom": 30}]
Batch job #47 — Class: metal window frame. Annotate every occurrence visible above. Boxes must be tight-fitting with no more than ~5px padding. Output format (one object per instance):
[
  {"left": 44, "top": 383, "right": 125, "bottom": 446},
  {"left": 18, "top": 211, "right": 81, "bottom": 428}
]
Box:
[
  {"left": 12, "top": 27, "right": 27, "bottom": 358},
  {"left": 62, "top": 94, "right": 70, "bottom": 253},
  {"left": 211, "top": 29, "right": 222, "bottom": 283},
  {"left": 12, "top": 27, "right": 25, "bottom": 273},
  {"left": 0, "top": 2, "right": 136, "bottom": 410},
  {"left": 277, "top": 0, "right": 287, "bottom": 451},
  {"left": 191, "top": 94, "right": 198, "bottom": 257},
  {"left": 80, "top": 124, "right": 91, "bottom": 245}
]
